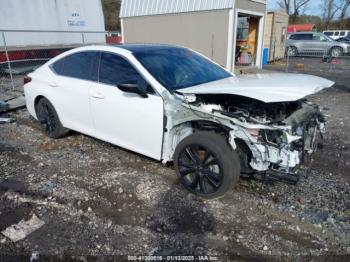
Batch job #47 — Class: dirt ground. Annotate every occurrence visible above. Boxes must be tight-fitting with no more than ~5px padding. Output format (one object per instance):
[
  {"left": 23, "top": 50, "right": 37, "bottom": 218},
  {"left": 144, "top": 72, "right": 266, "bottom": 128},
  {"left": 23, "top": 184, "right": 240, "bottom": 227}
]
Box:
[{"left": 0, "top": 63, "right": 350, "bottom": 261}]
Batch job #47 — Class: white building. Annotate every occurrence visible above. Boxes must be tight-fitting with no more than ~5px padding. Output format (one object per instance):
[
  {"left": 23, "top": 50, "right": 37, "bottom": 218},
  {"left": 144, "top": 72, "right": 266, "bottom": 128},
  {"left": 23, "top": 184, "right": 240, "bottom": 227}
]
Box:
[{"left": 0, "top": 0, "right": 105, "bottom": 49}]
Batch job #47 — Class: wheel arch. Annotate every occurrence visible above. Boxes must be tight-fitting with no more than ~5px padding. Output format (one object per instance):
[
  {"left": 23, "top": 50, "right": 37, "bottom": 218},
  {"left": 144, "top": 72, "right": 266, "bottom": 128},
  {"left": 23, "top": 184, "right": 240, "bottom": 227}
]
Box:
[
  {"left": 287, "top": 45, "right": 299, "bottom": 54},
  {"left": 34, "top": 95, "right": 45, "bottom": 110},
  {"left": 330, "top": 45, "right": 346, "bottom": 53},
  {"left": 165, "top": 119, "right": 242, "bottom": 162},
  {"left": 33, "top": 95, "right": 65, "bottom": 126}
]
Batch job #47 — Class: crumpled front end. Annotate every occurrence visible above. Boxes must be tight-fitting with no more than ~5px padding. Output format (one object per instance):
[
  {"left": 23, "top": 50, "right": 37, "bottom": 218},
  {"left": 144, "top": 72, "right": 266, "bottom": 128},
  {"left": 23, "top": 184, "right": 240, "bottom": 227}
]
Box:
[
  {"left": 232, "top": 103, "right": 326, "bottom": 173},
  {"left": 177, "top": 94, "right": 326, "bottom": 174}
]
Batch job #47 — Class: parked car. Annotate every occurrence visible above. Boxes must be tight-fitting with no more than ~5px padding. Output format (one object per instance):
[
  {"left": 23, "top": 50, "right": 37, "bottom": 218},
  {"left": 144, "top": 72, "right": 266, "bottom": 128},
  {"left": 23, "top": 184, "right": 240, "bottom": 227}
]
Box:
[
  {"left": 323, "top": 30, "right": 350, "bottom": 40},
  {"left": 24, "top": 45, "right": 334, "bottom": 198},
  {"left": 287, "top": 32, "right": 350, "bottom": 57},
  {"left": 336, "top": 33, "right": 350, "bottom": 43}
]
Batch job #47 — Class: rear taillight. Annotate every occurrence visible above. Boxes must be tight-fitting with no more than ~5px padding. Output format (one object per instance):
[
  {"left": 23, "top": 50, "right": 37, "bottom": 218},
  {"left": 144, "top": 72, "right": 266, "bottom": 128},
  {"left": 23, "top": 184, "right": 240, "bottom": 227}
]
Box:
[{"left": 23, "top": 75, "right": 32, "bottom": 85}]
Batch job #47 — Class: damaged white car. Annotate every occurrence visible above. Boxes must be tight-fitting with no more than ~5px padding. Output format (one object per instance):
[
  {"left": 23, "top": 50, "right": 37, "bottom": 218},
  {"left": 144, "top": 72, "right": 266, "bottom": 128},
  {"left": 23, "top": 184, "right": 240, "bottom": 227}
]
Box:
[{"left": 24, "top": 45, "right": 334, "bottom": 198}]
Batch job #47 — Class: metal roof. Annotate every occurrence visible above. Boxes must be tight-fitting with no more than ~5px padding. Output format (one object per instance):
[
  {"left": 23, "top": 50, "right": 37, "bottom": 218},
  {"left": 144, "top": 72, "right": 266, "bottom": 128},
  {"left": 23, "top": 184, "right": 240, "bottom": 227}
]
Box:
[
  {"left": 288, "top": 24, "right": 316, "bottom": 33},
  {"left": 120, "top": 0, "right": 235, "bottom": 18}
]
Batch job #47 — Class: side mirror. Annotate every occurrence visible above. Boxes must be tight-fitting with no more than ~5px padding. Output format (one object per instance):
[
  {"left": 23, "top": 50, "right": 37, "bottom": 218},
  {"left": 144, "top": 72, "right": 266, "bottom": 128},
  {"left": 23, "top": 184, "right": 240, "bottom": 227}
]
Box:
[{"left": 117, "top": 83, "right": 148, "bottom": 98}]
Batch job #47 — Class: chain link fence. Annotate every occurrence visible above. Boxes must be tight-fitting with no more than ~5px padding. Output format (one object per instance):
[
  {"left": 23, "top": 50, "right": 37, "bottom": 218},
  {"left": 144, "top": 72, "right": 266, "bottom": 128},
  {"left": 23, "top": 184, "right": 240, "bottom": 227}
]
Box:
[
  {"left": 264, "top": 44, "right": 350, "bottom": 90},
  {"left": 0, "top": 30, "right": 121, "bottom": 95},
  {"left": 2, "top": 30, "right": 349, "bottom": 96}
]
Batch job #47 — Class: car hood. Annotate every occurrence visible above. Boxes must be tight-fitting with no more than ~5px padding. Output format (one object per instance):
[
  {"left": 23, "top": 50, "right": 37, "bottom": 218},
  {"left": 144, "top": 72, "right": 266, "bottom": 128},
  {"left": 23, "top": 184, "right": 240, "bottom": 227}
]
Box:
[{"left": 178, "top": 73, "right": 334, "bottom": 103}]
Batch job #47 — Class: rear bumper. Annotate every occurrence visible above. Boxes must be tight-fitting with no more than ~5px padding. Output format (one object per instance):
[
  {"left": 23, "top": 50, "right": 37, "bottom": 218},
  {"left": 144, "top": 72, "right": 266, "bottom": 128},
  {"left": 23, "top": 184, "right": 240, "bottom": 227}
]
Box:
[{"left": 23, "top": 84, "right": 38, "bottom": 119}]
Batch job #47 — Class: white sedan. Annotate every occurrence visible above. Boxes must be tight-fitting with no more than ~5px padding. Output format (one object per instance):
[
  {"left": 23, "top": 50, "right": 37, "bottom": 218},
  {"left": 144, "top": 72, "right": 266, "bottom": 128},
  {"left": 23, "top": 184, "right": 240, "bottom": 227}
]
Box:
[{"left": 24, "top": 45, "right": 334, "bottom": 198}]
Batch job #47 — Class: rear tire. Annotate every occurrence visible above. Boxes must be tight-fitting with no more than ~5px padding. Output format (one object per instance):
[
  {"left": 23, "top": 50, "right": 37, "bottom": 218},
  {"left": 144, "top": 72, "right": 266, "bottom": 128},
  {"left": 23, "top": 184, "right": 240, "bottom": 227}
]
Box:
[
  {"left": 174, "top": 131, "right": 240, "bottom": 199},
  {"left": 286, "top": 46, "right": 298, "bottom": 57},
  {"left": 35, "top": 97, "right": 69, "bottom": 139}
]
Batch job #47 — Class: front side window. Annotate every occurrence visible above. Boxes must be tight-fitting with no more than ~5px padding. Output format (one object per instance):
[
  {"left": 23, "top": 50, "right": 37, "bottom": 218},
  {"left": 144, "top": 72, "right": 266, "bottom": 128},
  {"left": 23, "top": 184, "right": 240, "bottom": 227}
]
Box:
[
  {"left": 320, "top": 35, "right": 329, "bottom": 42},
  {"left": 98, "top": 52, "right": 151, "bottom": 92},
  {"left": 52, "top": 51, "right": 98, "bottom": 81},
  {"left": 335, "top": 32, "right": 340, "bottom": 36},
  {"left": 134, "top": 48, "right": 231, "bottom": 91},
  {"left": 340, "top": 32, "right": 346, "bottom": 36},
  {"left": 324, "top": 32, "right": 333, "bottom": 36}
]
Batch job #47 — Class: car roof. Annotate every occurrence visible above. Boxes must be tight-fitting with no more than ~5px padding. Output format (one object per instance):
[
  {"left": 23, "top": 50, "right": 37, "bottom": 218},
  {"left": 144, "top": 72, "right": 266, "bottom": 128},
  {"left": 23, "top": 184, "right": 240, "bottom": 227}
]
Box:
[
  {"left": 44, "top": 44, "right": 188, "bottom": 66},
  {"left": 111, "top": 43, "right": 185, "bottom": 53},
  {"left": 289, "top": 32, "right": 317, "bottom": 34}
]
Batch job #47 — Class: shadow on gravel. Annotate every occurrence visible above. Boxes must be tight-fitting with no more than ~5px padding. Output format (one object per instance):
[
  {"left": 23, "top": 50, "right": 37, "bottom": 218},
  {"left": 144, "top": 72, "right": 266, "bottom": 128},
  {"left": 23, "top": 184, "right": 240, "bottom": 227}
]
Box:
[{"left": 147, "top": 187, "right": 268, "bottom": 261}]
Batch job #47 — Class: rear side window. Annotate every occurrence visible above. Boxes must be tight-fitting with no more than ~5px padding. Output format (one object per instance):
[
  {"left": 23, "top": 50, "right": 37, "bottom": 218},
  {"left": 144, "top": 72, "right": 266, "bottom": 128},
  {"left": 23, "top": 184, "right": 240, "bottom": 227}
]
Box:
[
  {"left": 301, "top": 34, "right": 313, "bottom": 40},
  {"left": 290, "top": 34, "right": 312, "bottom": 40},
  {"left": 290, "top": 34, "right": 297, "bottom": 40},
  {"left": 324, "top": 32, "right": 333, "bottom": 36},
  {"left": 52, "top": 51, "right": 98, "bottom": 81},
  {"left": 52, "top": 59, "right": 65, "bottom": 75},
  {"left": 335, "top": 32, "right": 340, "bottom": 36}
]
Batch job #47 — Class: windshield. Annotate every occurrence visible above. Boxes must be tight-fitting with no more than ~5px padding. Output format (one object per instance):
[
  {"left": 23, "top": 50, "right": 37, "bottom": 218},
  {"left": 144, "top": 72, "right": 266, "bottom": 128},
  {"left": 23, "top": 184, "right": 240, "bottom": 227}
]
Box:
[
  {"left": 323, "top": 34, "right": 334, "bottom": 42},
  {"left": 133, "top": 47, "right": 231, "bottom": 91}
]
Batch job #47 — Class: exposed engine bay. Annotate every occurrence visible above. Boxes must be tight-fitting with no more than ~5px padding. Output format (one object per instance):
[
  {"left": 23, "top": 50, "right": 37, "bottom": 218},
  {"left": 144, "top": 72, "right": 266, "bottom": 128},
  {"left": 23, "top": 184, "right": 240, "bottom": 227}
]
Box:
[
  {"left": 195, "top": 94, "right": 322, "bottom": 127},
  {"left": 166, "top": 93, "right": 327, "bottom": 177}
]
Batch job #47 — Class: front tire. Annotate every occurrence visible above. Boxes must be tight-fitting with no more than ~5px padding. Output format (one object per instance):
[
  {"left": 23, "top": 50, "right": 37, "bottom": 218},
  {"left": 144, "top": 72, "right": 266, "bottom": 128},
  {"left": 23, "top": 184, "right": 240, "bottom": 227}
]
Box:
[
  {"left": 330, "top": 47, "right": 343, "bottom": 57},
  {"left": 35, "top": 97, "right": 69, "bottom": 138},
  {"left": 174, "top": 131, "right": 240, "bottom": 199}
]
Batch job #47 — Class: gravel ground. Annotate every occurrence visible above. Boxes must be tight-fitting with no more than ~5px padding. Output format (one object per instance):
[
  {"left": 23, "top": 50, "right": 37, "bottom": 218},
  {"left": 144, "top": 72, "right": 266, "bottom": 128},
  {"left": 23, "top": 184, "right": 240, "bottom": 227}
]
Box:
[{"left": 0, "top": 70, "right": 349, "bottom": 261}]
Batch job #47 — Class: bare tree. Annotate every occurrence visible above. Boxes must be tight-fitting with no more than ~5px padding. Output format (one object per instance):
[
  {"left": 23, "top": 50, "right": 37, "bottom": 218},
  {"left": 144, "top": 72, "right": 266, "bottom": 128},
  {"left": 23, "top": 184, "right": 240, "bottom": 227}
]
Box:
[
  {"left": 339, "top": 0, "right": 350, "bottom": 20},
  {"left": 277, "top": 0, "right": 311, "bottom": 23},
  {"left": 278, "top": 0, "right": 291, "bottom": 14},
  {"left": 322, "top": 0, "right": 341, "bottom": 29}
]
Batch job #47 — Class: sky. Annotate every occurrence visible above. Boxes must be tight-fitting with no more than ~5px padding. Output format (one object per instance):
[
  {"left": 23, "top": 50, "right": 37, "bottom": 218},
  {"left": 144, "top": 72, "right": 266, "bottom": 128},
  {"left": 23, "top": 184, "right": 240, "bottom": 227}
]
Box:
[{"left": 267, "top": 0, "right": 322, "bottom": 16}]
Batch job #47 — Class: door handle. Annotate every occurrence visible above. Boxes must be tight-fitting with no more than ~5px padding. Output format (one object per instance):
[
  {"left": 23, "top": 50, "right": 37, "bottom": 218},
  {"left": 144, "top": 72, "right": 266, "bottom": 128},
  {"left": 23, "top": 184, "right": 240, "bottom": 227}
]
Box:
[
  {"left": 49, "top": 82, "right": 58, "bottom": 87},
  {"left": 91, "top": 92, "right": 105, "bottom": 99}
]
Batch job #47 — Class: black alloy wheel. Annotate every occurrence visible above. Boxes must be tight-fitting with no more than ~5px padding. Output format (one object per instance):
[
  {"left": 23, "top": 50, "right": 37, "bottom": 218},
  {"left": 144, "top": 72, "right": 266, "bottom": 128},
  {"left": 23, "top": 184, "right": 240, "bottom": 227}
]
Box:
[
  {"left": 37, "top": 102, "right": 56, "bottom": 135},
  {"left": 35, "top": 97, "right": 69, "bottom": 138},
  {"left": 174, "top": 131, "right": 241, "bottom": 199},
  {"left": 178, "top": 144, "right": 223, "bottom": 195}
]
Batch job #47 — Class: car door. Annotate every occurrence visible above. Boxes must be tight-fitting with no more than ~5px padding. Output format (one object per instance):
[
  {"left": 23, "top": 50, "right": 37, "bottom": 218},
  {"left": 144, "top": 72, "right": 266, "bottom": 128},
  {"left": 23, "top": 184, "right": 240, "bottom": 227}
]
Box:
[
  {"left": 90, "top": 52, "right": 164, "bottom": 160},
  {"left": 297, "top": 33, "right": 314, "bottom": 53},
  {"left": 50, "top": 51, "right": 98, "bottom": 135},
  {"left": 312, "top": 33, "right": 332, "bottom": 54}
]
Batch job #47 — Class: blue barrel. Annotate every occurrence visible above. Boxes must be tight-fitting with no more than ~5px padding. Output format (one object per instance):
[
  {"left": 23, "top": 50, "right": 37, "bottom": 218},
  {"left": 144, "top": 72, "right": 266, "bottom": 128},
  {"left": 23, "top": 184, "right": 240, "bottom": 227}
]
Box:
[{"left": 263, "top": 48, "right": 269, "bottom": 65}]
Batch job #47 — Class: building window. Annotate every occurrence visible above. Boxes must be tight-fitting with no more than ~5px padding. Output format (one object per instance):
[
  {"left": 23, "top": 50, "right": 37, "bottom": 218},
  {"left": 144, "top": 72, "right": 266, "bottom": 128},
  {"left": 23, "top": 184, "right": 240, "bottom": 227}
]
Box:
[{"left": 237, "top": 17, "right": 249, "bottom": 41}]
